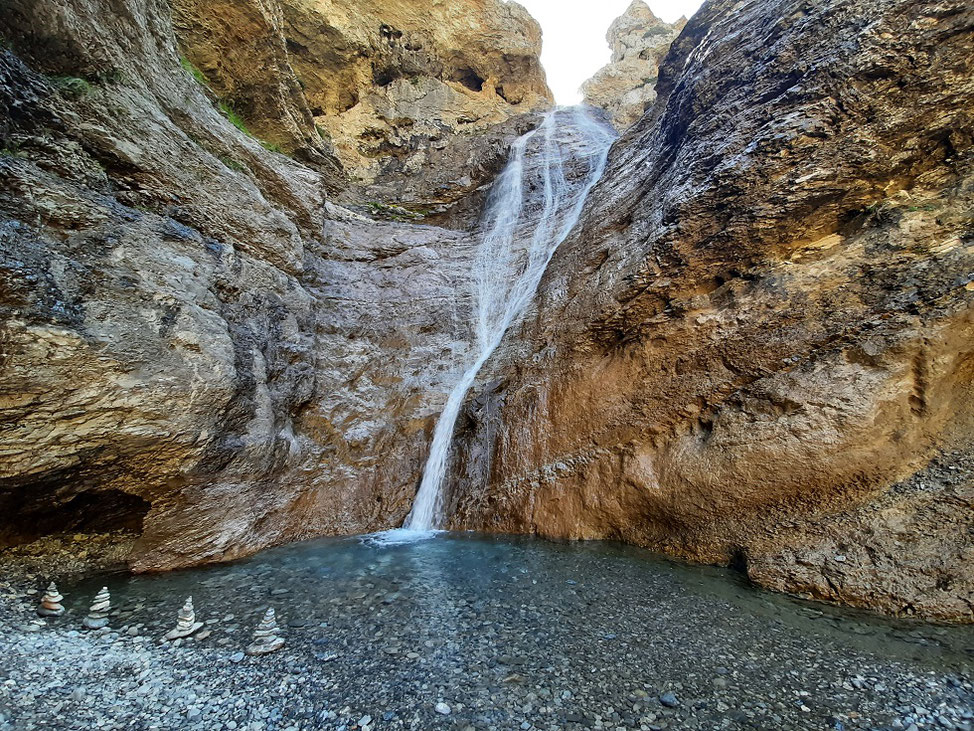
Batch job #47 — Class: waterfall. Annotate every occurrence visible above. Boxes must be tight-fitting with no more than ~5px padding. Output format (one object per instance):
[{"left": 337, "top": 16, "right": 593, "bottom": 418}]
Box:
[{"left": 391, "top": 106, "right": 616, "bottom": 540}]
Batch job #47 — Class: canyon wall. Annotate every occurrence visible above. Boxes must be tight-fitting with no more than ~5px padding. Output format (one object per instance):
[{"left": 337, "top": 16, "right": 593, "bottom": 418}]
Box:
[
  {"left": 2, "top": 0, "right": 973, "bottom": 623},
  {"left": 448, "top": 0, "right": 974, "bottom": 621},
  {"left": 170, "top": 0, "right": 552, "bottom": 224},
  {"left": 0, "top": 0, "right": 546, "bottom": 569}
]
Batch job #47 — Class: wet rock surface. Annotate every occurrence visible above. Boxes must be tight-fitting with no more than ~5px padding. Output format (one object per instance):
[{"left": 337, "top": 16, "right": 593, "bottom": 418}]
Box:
[
  {"left": 0, "top": 0, "right": 480, "bottom": 570},
  {"left": 448, "top": 0, "right": 974, "bottom": 621},
  {"left": 0, "top": 535, "right": 972, "bottom": 730},
  {"left": 1, "top": 0, "right": 973, "bottom": 629}
]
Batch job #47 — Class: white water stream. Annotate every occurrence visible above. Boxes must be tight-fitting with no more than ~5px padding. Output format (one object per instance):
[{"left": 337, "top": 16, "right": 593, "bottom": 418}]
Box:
[{"left": 382, "top": 106, "right": 616, "bottom": 541}]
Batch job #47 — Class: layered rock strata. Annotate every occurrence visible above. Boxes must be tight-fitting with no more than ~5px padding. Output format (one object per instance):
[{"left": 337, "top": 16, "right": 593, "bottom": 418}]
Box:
[
  {"left": 448, "top": 0, "right": 974, "bottom": 621},
  {"left": 171, "top": 0, "right": 553, "bottom": 219},
  {"left": 2, "top": 0, "right": 973, "bottom": 624},
  {"left": 0, "top": 0, "right": 481, "bottom": 569}
]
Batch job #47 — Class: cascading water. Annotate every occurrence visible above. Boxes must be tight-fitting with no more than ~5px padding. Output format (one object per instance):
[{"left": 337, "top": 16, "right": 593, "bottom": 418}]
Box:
[{"left": 383, "top": 105, "right": 616, "bottom": 541}]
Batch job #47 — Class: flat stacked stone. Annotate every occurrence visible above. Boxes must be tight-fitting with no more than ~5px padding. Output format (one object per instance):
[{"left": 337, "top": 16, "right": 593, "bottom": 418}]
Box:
[
  {"left": 165, "top": 596, "right": 204, "bottom": 640},
  {"left": 82, "top": 587, "right": 110, "bottom": 629},
  {"left": 36, "top": 583, "right": 64, "bottom": 617},
  {"left": 246, "top": 608, "right": 284, "bottom": 655}
]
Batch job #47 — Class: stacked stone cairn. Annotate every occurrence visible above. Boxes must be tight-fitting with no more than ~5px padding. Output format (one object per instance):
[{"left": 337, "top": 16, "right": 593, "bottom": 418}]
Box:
[
  {"left": 165, "top": 596, "right": 205, "bottom": 640},
  {"left": 82, "top": 587, "right": 111, "bottom": 629},
  {"left": 36, "top": 583, "right": 65, "bottom": 617},
  {"left": 246, "top": 608, "right": 285, "bottom": 655}
]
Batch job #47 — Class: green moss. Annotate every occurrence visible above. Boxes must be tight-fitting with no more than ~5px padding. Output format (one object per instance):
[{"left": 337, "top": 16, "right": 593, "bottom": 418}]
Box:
[
  {"left": 53, "top": 76, "right": 92, "bottom": 99},
  {"left": 218, "top": 154, "right": 247, "bottom": 173},
  {"left": 180, "top": 56, "right": 209, "bottom": 86},
  {"left": 643, "top": 25, "right": 673, "bottom": 38},
  {"left": 91, "top": 68, "right": 126, "bottom": 85},
  {"left": 218, "top": 101, "right": 251, "bottom": 136},
  {"left": 216, "top": 102, "right": 287, "bottom": 155},
  {"left": 0, "top": 142, "right": 26, "bottom": 158},
  {"left": 365, "top": 201, "right": 425, "bottom": 222}
]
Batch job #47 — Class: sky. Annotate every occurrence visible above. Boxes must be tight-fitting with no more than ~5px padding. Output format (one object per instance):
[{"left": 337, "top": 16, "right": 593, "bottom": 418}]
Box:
[{"left": 514, "top": 0, "right": 704, "bottom": 104}]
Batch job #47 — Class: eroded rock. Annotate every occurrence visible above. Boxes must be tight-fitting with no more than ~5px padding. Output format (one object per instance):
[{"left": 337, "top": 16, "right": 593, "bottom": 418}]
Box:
[
  {"left": 448, "top": 0, "right": 974, "bottom": 621},
  {"left": 171, "top": 0, "right": 553, "bottom": 213},
  {"left": 0, "top": 0, "right": 479, "bottom": 570},
  {"left": 581, "top": 1, "right": 685, "bottom": 131}
]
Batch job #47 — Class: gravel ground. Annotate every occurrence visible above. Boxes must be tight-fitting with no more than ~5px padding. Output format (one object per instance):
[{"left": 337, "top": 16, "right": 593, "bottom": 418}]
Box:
[{"left": 0, "top": 533, "right": 972, "bottom": 731}]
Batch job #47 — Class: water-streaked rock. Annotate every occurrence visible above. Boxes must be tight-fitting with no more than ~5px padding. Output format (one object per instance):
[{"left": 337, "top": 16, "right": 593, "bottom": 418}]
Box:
[{"left": 449, "top": 0, "right": 974, "bottom": 622}]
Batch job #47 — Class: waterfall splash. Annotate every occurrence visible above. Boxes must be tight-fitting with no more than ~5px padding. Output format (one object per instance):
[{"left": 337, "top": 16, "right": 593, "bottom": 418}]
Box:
[{"left": 375, "top": 106, "right": 616, "bottom": 543}]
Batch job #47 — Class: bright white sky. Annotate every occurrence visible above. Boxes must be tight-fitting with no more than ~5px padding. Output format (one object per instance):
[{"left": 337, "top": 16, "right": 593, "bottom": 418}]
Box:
[{"left": 514, "top": 0, "right": 704, "bottom": 104}]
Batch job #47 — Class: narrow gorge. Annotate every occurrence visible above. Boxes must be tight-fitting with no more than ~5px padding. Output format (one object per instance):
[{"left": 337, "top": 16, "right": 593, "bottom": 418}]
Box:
[{"left": 0, "top": 0, "right": 972, "bottom": 728}]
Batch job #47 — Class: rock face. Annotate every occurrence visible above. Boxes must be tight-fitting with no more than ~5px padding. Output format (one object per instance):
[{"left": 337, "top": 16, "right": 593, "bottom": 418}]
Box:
[
  {"left": 447, "top": 0, "right": 974, "bottom": 621},
  {"left": 581, "top": 1, "right": 685, "bottom": 131},
  {"left": 0, "top": 0, "right": 480, "bottom": 569},
  {"left": 288, "top": 0, "right": 552, "bottom": 187},
  {"left": 171, "top": 0, "right": 552, "bottom": 214},
  {"left": 169, "top": 0, "right": 344, "bottom": 181},
  {"left": 2, "top": 0, "right": 973, "bottom": 625}
]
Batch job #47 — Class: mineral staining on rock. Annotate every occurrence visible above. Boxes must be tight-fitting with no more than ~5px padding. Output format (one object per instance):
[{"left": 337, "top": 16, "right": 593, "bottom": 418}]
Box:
[
  {"left": 581, "top": 1, "right": 685, "bottom": 131},
  {"left": 284, "top": 0, "right": 552, "bottom": 185},
  {"left": 0, "top": 0, "right": 507, "bottom": 571},
  {"left": 246, "top": 607, "right": 285, "bottom": 655},
  {"left": 82, "top": 588, "right": 111, "bottom": 630},
  {"left": 36, "top": 583, "right": 64, "bottom": 617},
  {"left": 164, "top": 596, "right": 205, "bottom": 640},
  {"left": 448, "top": 0, "right": 974, "bottom": 621}
]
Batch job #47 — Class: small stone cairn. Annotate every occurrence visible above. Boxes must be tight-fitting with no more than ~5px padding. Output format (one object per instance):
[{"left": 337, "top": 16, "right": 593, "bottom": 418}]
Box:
[
  {"left": 82, "top": 587, "right": 111, "bottom": 629},
  {"left": 165, "top": 596, "right": 204, "bottom": 640},
  {"left": 36, "top": 583, "right": 65, "bottom": 617},
  {"left": 246, "top": 608, "right": 284, "bottom": 655}
]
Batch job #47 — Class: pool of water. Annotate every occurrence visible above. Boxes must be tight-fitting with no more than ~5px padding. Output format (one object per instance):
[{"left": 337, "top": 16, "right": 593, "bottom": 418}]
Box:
[
  {"left": 63, "top": 533, "right": 972, "bottom": 668},
  {"left": 56, "top": 532, "right": 974, "bottom": 729}
]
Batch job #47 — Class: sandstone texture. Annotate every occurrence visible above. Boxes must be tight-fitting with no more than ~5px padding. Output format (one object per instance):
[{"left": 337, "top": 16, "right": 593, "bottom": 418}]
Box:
[
  {"left": 581, "top": 1, "right": 685, "bottom": 131},
  {"left": 288, "top": 0, "right": 552, "bottom": 187},
  {"left": 448, "top": 0, "right": 974, "bottom": 621},
  {"left": 171, "top": 0, "right": 552, "bottom": 223},
  {"left": 0, "top": 0, "right": 480, "bottom": 569}
]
